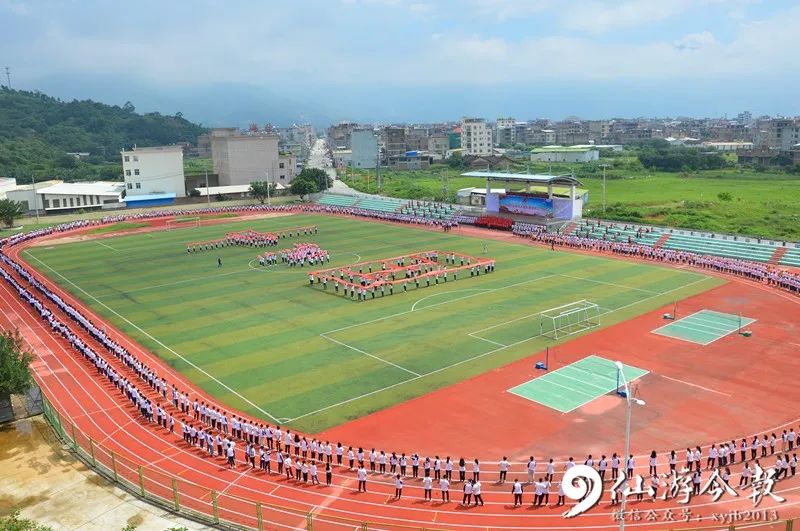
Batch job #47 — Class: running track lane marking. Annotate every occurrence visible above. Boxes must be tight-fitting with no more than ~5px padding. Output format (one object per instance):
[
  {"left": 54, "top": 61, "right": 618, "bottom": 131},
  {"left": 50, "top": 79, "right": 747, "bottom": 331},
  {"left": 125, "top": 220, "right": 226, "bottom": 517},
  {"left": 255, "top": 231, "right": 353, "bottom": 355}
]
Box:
[
  {"left": 20, "top": 302, "right": 800, "bottom": 527},
  {"left": 658, "top": 374, "right": 732, "bottom": 397},
  {"left": 8, "top": 279, "right": 768, "bottom": 505},
  {"left": 294, "top": 276, "right": 715, "bottom": 422},
  {"left": 22, "top": 252, "right": 284, "bottom": 424}
]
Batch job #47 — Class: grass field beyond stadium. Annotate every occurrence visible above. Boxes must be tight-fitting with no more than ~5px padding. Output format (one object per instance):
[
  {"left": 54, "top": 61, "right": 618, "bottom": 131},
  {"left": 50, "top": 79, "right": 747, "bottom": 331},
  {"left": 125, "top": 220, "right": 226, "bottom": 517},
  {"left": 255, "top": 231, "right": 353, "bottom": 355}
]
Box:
[{"left": 24, "top": 214, "right": 723, "bottom": 432}]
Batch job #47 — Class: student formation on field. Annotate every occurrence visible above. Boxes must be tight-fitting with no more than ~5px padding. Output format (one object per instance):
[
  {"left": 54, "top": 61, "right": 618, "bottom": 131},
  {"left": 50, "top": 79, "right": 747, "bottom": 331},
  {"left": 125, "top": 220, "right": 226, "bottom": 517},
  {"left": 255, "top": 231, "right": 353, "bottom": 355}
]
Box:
[{"left": 1, "top": 204, "right": 800, "bottom": 507}]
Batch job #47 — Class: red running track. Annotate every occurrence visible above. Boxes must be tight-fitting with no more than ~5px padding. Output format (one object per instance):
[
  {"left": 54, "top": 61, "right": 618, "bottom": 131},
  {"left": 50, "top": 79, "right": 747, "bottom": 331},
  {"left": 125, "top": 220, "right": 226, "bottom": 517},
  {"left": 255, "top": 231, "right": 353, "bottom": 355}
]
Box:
[{"left": 1, "top": 214, "right": 798, "bottom": 529}]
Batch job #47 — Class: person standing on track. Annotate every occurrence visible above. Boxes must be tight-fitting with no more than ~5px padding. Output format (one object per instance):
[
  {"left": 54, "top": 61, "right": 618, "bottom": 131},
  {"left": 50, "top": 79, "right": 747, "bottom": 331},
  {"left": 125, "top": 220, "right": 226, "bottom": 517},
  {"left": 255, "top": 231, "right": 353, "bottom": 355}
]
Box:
[
  {"left": 462, "top": 479, "right": 473, "bottom": 506},
  {"left": 394, "top": 475, "right": 403, "bottom": 498},
  {"left": 440, "top": 476, "right": 450, "bottom": 502},
  {"left": 357, "top": 465, "right": 367, "bottom": 492},
  {"left": 422, "top": 475, "right": 433, "bottom": 501},
  {"left": 499, "top": 456, "right": 510, "bottom": 484},
  {"left": 512, "top": 479, "right": 523, "bottom": 507},
  {"left": 473, "top": 479, "right": 484, "bottom": 506}
]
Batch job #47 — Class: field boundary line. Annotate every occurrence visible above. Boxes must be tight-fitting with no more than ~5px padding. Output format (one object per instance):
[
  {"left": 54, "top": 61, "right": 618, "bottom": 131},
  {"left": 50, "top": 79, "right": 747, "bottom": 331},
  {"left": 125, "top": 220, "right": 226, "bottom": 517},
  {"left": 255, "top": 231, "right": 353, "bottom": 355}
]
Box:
[
  {"left": 555, "top": 273, "right": 661, "bottom": 295},
  {"left": 321, "top": 334, "right": 421, "bottom": 376},
  {"left": 658, "top": 374, "right": 732, "bottom": 397},
  {"left": 22, "top": 252, "right": 284, "bottom": 423},
  {"left": 290, "top": 275, "right": 715, "bottom": 422}
]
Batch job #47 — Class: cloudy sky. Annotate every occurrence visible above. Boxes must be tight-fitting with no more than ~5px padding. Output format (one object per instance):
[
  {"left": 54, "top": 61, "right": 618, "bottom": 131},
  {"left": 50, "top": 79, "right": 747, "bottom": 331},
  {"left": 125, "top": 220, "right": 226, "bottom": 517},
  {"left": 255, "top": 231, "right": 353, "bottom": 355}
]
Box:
[{"left": 2, "top": 0, "right": 798, "bottom": 125}]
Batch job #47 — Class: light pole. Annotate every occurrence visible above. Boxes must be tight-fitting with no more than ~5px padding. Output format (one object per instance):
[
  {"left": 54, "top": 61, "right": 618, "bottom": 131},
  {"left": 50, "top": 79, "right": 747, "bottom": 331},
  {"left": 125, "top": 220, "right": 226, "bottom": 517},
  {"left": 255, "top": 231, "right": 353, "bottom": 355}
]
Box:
[
  {"left": 615, "top": 360, "right": 645, "bottom": 531},
  {"left": 599, "top": 163, "right": 610, "bottom": 214}
]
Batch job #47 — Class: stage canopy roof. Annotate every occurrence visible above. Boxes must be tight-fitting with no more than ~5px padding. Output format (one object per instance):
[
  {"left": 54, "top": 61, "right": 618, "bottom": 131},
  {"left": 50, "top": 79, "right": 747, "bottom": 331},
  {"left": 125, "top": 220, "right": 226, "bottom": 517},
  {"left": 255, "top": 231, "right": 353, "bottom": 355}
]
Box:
[{"left": 461, "top": 171, "right": 583, "bottom": 187}]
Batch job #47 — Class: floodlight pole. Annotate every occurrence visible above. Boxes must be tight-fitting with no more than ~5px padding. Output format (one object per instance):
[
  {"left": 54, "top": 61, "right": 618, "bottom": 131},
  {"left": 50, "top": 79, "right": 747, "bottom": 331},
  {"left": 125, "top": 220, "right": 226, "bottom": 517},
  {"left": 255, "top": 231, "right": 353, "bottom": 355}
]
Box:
[
  {"left": 600, "top": 164, "right": 610, "bottom": 214},
  {"left": 615, "top": 360, "right": 645, "bottom": 531}
]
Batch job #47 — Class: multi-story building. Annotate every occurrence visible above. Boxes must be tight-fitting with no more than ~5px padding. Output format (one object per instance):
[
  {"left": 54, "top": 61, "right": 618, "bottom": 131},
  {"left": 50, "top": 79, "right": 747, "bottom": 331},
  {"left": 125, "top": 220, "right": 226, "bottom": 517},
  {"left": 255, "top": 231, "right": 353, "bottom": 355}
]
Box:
[
  {"left": 384, "top": 126, "right": 408, "bottom": 160},
  {"left": 405, "top": 127, "right": 429, "bottom": 152},
  {"left": 121, "top": 145, "right": 186, "bottom": 197},
  {"left": 754, "top": 119, "right": 800, "bottom": 151},
  {"left": 210, "top": 128, "right": 295, "bottom": 186},
  {"left": 327, "top": 121, "right": 358, "bottom": 150},
  {"left": 528, "top": 129, "right": 557, "bottom": 145},
  {"left": 460, "top": 117, "right": 492, "bottom": 156},
  {"left": 427, "top": 135, "right": 449, "bottom": 159},
  {"left": 351, "top": 130, "right": 379, "bottom": 169}
]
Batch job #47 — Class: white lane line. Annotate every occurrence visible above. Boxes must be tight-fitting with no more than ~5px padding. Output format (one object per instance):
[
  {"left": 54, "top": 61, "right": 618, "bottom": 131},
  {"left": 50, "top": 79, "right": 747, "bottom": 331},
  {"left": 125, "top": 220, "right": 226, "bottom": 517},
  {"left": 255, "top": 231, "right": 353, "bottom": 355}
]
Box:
[
  {"left": 95, "top": 240, "right": 122, "bottom": 252},
  {"left": 320, "top": 334, "right": 420, "bottom": 377},
  {"left": 658, "top": 374, "right": 732, "bottom": 397}
]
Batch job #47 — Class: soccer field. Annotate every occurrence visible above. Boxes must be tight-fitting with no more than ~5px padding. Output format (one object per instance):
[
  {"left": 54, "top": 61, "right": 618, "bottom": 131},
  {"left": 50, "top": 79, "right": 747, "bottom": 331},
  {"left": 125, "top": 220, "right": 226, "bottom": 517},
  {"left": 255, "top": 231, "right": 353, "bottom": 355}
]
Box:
[{"left": 24, "top": 214, "right": 723, "bottom": 432}]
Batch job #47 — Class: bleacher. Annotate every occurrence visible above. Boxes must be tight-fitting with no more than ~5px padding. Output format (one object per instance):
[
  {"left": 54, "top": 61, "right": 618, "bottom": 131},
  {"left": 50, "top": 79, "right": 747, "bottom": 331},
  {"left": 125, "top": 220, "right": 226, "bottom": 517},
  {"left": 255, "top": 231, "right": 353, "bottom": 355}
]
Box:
[
  {"left": 573, "top": 219, "right": 798, "bottom": 265},
  {"left": 572, "top": 220, "right": 663, "bottom": 247},
  {"left": 660, "top": 234, "right": 776, "bottom": 262},
  {"left": 398, "top": 200, "right": 460, "bottom": 221},
  {"left": 316, "top": 194, "right": 361, "bottom": 208},
  {"left": 353, "top": 196, "right": 409, "bottom": 213},
  {"left": 779, "top": 248, "right": 800, "bottom": 267}
]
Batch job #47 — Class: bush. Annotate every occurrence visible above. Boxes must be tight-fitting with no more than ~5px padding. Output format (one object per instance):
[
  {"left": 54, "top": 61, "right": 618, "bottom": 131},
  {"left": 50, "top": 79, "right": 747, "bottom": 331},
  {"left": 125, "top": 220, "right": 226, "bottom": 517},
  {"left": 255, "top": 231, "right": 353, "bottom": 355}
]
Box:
[
  {"left": 717, "top": 192, "right": 733, "bottom": 201},
  {"left": 188, "top": 188, "right": 201, "bottom": 198}
]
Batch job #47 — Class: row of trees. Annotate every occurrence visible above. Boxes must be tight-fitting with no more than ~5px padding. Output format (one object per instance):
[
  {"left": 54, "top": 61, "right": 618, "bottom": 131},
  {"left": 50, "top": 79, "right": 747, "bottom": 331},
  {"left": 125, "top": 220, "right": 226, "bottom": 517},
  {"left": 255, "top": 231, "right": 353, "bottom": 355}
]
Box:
[
  {"left": 0, "top": 88, "right": 206, "bottom": 182},
  {"left": 633, "top": 139, "right": 727, "bottom": 172}
]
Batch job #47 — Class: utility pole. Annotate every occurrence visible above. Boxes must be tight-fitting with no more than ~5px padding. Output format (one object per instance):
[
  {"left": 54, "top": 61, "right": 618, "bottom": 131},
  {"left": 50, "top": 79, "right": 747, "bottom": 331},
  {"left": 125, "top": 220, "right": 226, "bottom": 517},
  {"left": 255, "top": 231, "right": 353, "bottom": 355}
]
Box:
[
  {"left": 375, "top": 135, "right": 381, "bottom": 194},
  {"left": 204, "top": 169, "right": 210, "bottom": 207},
  {"left": 31, "top": 173, "right": 40, "bottom": 224},
  {"left": 4, "top": 67, "right": 10, "bottom": 88},
  {"left": 599, "top": 163, "right": 610, "bottom": 214}
]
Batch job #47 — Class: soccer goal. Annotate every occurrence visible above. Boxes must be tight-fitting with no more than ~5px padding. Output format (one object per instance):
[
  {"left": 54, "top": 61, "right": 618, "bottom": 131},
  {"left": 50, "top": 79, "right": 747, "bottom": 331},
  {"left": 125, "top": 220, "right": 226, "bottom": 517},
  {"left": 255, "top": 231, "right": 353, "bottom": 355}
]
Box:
[
  {"left": 166, "top": 217, "right": 201, "bottom": 231},
  {"left": 539, "top": 300, "right": 601, "bottom": 339}
]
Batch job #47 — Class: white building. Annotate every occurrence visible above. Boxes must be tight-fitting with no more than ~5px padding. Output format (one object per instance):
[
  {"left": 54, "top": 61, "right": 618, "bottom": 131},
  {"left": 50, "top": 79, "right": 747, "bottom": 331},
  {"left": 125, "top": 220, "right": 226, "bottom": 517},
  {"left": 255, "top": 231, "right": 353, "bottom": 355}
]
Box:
[
  {"left": 461, "top": 117, "right": 493, "bottom": 156},
  {"left": 701, "top": 141, "right": 754, "bottom": 152},
  {"left": 7, "top": 180, "right": 124, "bottom": 213},
  {"left": 121, "top": 145, "right": 185, "bottom": 198},
  {"left": 530, "top": 147, "right": 599, "bottom": 163}
]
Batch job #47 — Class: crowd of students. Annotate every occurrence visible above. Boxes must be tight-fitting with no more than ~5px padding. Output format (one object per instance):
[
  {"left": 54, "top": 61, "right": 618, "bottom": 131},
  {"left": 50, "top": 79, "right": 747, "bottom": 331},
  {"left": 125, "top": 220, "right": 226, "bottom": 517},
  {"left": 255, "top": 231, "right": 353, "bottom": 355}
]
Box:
[
  {"left": 512, "top": 223, "right": 800, "bottom": 294},
  {"left": 1, "top": 203, "right": 800, "bottom": 508},
  {"left": 3, "top": 247, "right": 800, "bottom": 506}
]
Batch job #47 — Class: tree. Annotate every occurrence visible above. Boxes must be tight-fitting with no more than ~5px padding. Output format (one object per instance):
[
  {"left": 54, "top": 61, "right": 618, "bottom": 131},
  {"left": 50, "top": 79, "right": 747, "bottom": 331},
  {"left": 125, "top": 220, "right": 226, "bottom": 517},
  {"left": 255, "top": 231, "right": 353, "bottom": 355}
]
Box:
[
  {"left": 0, "top": 510, "right": 53, "bottom": 531},
  {"left": 0, "top": 329, "right": 34, "bottom": 400},
  {"left": 296, "top": 168, "right": 331, "bottom": 191},
  {"left": 0, "top": 198, "right": 25, "bottom": 227},
  {"left": 290, "top": 178, "right": 317, "bottom": 200},
  {"left": 249, "top": 181, "right": 277, "bottom": 204}
]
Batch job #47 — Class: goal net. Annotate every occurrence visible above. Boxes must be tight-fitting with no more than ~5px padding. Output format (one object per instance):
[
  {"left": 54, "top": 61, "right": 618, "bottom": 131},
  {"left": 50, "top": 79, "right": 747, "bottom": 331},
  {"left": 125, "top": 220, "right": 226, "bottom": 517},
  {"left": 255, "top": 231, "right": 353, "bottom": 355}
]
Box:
[
  {"left": 539, "top": 300, "right": 601, "bottom": 339},
  {"left": 166, "top": 217, "right": 201, "bottom": 231}
]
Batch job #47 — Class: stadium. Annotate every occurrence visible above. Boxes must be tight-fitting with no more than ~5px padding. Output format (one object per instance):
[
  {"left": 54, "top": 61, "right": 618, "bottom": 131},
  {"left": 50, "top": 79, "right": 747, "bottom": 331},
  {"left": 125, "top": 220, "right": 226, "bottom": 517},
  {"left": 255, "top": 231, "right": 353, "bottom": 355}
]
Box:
[{"left": 1, "top": 183, "right": 798, "bottom": 531}]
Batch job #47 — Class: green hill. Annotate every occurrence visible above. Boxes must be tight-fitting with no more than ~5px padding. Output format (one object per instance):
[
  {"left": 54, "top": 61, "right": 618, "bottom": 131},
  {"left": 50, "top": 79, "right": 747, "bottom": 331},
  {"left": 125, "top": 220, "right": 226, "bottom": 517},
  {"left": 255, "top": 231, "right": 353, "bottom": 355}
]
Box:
[{"left": 0, "top": 88, "right": 207, "bottom": 183}]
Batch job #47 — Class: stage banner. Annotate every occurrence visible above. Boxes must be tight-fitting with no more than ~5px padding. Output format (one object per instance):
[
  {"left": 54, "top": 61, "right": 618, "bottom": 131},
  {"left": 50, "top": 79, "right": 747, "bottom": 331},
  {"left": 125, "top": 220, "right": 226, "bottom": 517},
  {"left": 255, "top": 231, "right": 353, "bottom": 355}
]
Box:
[{"left": 499, "top": 193, "right": 553, "bottom": 217}]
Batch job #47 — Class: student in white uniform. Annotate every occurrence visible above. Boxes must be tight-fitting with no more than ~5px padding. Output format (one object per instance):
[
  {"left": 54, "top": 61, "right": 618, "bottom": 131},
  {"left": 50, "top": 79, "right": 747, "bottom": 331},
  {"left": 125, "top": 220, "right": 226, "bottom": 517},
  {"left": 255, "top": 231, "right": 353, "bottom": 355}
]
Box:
[
  {"left": 422, "top": 475, "right": 433, "bottom": 500},
  {"left": 498, "top": 457, "right": 510, "bottom": 484},
  {"left": 599, "top": 455, "right": 608, "bottom": 481},
  {"left": 526, "top": 456, "right": 536, "bottom": 484},
  {"left": 472, "top": 479, "right": 484, "bottom": 506},
  {"left": 439, "top": 477, "right": 450, "bottom": 502},
  {"left": 512, "top": 479, "right": 523, "bottom": 507},
  {"left": 357, "top": 466, "right": 368, "bottom": 492},
  {"left": 394, "top": 475, "right": 403, "bottom": 499},
  {"left": 462, "top": 479, "right": 473, "bottom": 506}
]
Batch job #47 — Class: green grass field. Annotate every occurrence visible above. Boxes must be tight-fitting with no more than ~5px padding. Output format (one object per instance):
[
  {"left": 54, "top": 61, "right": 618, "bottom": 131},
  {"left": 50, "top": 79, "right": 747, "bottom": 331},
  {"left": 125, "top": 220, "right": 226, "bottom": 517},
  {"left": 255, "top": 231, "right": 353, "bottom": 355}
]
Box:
[{"left": 24, "top": 214, "right": 723, "bottom": 432}]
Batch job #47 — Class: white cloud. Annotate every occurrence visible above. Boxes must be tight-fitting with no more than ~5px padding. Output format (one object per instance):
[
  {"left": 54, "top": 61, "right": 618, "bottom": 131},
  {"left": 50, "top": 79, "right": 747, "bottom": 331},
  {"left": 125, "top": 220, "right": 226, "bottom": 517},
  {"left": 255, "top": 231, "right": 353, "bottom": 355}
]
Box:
[
  {"left": 674, "top": 31, "right": 717, "bottom": 51},
  {"left": 560, "top": 0, "right": 693, "bottom": 33},
  {"left": 470, "top": 0, "right": 553, "bottom": 22},
  {"left": 409, "top": 3, "right": 433, "bottom": 14}
]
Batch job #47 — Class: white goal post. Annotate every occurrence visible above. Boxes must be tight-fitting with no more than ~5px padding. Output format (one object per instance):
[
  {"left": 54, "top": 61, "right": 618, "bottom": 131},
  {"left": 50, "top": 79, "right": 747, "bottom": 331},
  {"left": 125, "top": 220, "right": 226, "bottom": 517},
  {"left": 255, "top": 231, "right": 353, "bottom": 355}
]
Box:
[
  {"left": 166, "top": 217, "right": 201, "bottom": 231},
  {"left": 539, "top": 300, "right": 601, "bottom": 339}
]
